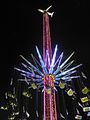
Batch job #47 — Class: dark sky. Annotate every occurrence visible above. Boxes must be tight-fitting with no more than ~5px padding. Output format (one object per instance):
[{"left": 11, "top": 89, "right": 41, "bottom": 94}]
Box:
[{"left": 0, "top": 0, "right": 90, "bottom": 102}]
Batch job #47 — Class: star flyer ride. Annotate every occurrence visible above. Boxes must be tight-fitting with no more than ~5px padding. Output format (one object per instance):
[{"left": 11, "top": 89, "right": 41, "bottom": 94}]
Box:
[
  {"left": 14, "top": 5, "right": 82, "bottom": 120},
  {"left": 1, "top": 6, "right": 90, "bottom": 120}
]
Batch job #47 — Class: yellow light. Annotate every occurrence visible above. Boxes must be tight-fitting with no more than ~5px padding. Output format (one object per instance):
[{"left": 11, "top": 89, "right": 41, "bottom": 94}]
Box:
[
  {"left": 81, "top": 97, "right": 89, "bottom": 103},
  {"left": 46, "top": 88, "right": 51, "bottom": 94},
  {"left": 31, "top": 83, "right": 37, "bottom": 89},
  {"left": 42, "top": 77, "right": 44, "bottom": 80},
  {"left": 49, "top": 74, "right": 52, "bottom": 77},
  {"left": 67, "top": 89, "right": 74, "bottom": 96},
  {"left": 8, "top": 92, "right": 16, "bottom": 99},
  {"left": 9, "top": 101, "right": 17, "bottom": 107},
  {"left": 82, "top": 87, "right": 89, "bottom": 94},
  {"left": 49, "top": 74, "right": 54, "bottom": 79},
  {"left": 83, "top": 107, "right": 90, "bottom": 112},
  {"left": 22, "top": 90, "right": 31, "bottom": 98},
  {"left": 75, "top": 114, "right": 82, "bottom": 119},
  {"left": 0, "top": 106, "right": 8, "bottom": 110},
  {"left": 8, "top": 115, "right": 15, "bottom": 120},
  {"left": 59, "top": 81, "right": 65, "bottom": 89}
]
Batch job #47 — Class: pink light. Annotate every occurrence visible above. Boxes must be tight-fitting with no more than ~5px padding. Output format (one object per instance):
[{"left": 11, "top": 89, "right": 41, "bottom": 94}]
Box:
[{"left": 43, "top": 75, "right": 46, "bottom": 120}]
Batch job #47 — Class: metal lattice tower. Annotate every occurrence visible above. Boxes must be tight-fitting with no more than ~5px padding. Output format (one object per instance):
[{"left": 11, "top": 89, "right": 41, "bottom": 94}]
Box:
[
  {"left": 42, "top": 8, "right": 57, "bottom": 120},
  {"left": 1, "top": 4, "right": 90, "bottom": 120}
]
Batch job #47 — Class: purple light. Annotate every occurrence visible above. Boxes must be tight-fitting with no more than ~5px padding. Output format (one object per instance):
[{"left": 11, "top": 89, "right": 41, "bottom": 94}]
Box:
[{"left": 46, "top": 50, "right": 50, "bottom": 67}]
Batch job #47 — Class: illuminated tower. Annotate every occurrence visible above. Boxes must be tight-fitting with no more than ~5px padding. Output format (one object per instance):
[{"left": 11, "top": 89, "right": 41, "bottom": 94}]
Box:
[
  {"left": 3, "top": 5, "right": 89, "bottom": 120},
  {"left": 14, "top": 6, "right": 82, "bottom": 120},
  {"left": 38, "top": 6, "right": 57, "bottom": 120}
]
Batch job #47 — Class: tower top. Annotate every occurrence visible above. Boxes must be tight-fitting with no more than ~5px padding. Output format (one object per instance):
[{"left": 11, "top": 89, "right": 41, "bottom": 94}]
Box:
[{"left": 38, "top": 5, "right": 54, "bottom": 17}]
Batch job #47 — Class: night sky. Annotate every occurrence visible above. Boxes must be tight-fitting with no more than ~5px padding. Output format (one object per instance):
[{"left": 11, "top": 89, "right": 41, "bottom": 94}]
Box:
[{"left": 0, "top": 0, "right": 90, "bottom": 119}]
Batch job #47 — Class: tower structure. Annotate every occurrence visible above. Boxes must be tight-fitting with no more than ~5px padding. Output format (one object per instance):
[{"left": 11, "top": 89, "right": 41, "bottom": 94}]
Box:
[
  {"left": 39, "top": 6, "right": 57, "bottom": 120},
  {"left": 1, "top": 5, "right": 90, "bottom": 120},
  {"left": 14, "top": 6, "right": 82, "bottom": 120}
]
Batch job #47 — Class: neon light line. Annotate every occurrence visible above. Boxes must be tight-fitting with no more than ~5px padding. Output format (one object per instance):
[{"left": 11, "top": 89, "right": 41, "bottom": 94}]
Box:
[
  {"left": 36, "top": 46, "right": 48, "bottom": 74},
  {"left": 31, "top": 54, "right": 42, "bottom": 68},
  {"left": 57, "top": 52, "right": 64, "bottom": 68},
  {"left": 21, "top": 63, "right": 33, "bottom": 72},
  {"left": 55, "top": 64, "right": 82, "bottom": 77},
  {"left": 53, "top": 52, "right": 75, "bottom": 75},
  {"left": 49, "top": 45, "right": 58, "bottom": 74},
  {"left": 20, "top": 55, "right": 44, "bottom": 76},
  {"left": 62, "top": 60, "right": 74, "bottom": 71},
  {"left": 54, "top": 52, "right": 64, "bottom": 67},
  {"left": 15, "top": 67, "right": 42, "bottom": 79},
  {"left": 46, "top": 50, "right": 50, "bottom": 67},
  {"left": 61, "top": 76, "right": 80, "bottom": 80},
  {"left": 60, "top": 52, "right": 75, "bottom": 68}
]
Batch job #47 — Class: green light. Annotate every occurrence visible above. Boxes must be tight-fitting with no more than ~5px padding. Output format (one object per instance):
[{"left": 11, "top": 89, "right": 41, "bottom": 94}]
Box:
[
  {"left": 67, "top": 89, "right": 74, "bottom": 96},
  {"left": 81, "top": 97, "right": 89, "bottom": 103},
  {"left": 82, "top": 87, "right": 89, "bottom": 94}
]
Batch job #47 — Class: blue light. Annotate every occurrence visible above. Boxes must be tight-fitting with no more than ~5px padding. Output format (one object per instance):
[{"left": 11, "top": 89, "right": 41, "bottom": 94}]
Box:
[
  {"left": 61, "top": 76, "right": 80, "bottom": 80},
  {"left": 54, "top": 52, "right": 63, "bottom": 67},
  {"left": 60, "top": 52, "right": 75, "bottom": 69},
  {"left": 62, "top": 60, "right": 74, "bottom": 71},
  {"left": 53, "top": 52, "right": 75, "bottom": 75},
  {"left": 49, "top": 45, "right": 58, "bottom": 74},
  {"left": 36, "top": 46, "right": 48, "bottom": 74},
  {"left": 20, "top": 55, "right": 44, "bottom": 76},
  {"left": 14, "top": 67, "right": 42, "bottom": 79},
  {"left": 21, "top": 63, "right": 32, "bottom": 72},
  {"left": 55, "top": 64, "right": 82, "bottom": 78},
  {"left": 57, "top": 52, "right": 64, "bottom": 68}
]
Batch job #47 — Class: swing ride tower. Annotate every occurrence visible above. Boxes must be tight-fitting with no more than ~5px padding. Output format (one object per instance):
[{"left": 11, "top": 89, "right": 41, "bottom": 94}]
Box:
[
  {"left": 39, "top": 6, "right": 58, "bottom": 120},
  {"left": 14, "top": 5, "right": 85, "bottom": 120}
]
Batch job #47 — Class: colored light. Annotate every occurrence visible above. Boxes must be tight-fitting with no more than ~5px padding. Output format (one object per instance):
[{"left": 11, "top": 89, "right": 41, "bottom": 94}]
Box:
[
  {"left": 82, "top": 87, "right": 89, "bottom": 94},
  {"left": 54, "top": 52, "right": 63, "bottom": 67},
  {"left": 31, "top": 83, "right": 37, "bottom": 89},
  {"left": 22, "top": 90, "right": 31, "bottom": 98},
  {"left": 46, "top": 50, "right": 50, "bottom": 66},
  {"left": 49, "top": 45, "right": 58, "bottom": 74},
  {"left": 36, "top": 46, "right": 48, "bottom": 74},
  {"left": 83, "top": 107, "right": 90, "bottom": 112},
  {"left": 87, "top": 112, "right": 90, "bottom": 116},
  {"left": 59, "top": 81, "right": 65, "bottom": 89},
  {"left": 20, "top": 55, "right": 44, "bottom": 76},
  {"left": 55, "top": 64, "right": 82, "bottom": 78},
  {"left": 53, "top": 52, "right": 75, "bottom": 75},
  {"left": 75, "top": 114, "right": 82, "bottom": 119},
  {"left": 46, "top": 87, "right": 51, "bottom": 94},
  {"left": 81, "top": 97, "right": 89, "bottom": 103},
  {"left": 62, "top": 60, "right": 74, "bottom": 71},
  {"left": 67, "top": 89, "right": 74, "bottom": 96},
  {"left": 62, "top": 76, "right": 80, "bottom": 80}
]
